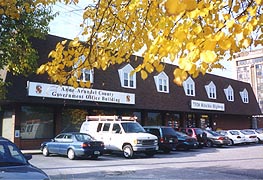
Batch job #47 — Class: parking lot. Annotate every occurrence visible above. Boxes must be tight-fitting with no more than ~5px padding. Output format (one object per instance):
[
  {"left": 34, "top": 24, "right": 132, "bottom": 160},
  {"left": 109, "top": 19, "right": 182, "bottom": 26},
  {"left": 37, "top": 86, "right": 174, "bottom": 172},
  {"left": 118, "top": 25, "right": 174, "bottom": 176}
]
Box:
[{"left": 30, "top": 143, "right": 263, "bottom": 180}]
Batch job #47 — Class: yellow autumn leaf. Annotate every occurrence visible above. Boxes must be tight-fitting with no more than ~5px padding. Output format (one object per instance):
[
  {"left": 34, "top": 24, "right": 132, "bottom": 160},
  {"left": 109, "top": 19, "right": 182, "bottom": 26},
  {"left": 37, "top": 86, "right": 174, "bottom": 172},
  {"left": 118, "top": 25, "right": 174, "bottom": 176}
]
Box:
[
  {"left": 218, "top": 39, "right": 232, "bottom": 50},
  {"left": 200, "top": 50, "right": 217, "bottom": 63},
  {"left": 141, "top": 70, "right": 148, "bottom": 80}
]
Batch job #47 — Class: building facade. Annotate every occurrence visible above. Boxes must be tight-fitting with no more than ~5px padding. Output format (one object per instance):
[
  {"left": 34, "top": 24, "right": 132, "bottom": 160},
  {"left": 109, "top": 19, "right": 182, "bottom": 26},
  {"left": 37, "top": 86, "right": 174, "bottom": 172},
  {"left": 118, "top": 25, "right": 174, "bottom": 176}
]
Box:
[
  {"left": 0, "top": 35, "right": 262, "bottom": 150},
  {"left": 234, "top": 48, "right": 263, "bottom": 113}
]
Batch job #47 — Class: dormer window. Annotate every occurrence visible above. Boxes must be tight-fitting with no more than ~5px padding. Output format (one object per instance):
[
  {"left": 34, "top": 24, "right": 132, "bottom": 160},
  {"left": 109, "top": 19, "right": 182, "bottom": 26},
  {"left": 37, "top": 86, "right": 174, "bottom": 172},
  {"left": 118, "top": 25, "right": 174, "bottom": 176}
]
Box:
[
  {"left": 154, "top": 72, "right": 169, "bottom": 93},
  {"left": 205, "top": 81, "right": 216, "bottom": 99},
  {"left": 183, "top": 77, "right": 195, "bottom": 96},
  {"left": 240, "top": 88, "right": 249, "bottom": 103},
  {"left": 75, "top": 55, "right": 94, "bottom": 83},
  {"left": 118, "top": 64, "right": 136, "bottom": 89},
  {"left": 224, "top": 85, "right": 234, "bottom": 101}
]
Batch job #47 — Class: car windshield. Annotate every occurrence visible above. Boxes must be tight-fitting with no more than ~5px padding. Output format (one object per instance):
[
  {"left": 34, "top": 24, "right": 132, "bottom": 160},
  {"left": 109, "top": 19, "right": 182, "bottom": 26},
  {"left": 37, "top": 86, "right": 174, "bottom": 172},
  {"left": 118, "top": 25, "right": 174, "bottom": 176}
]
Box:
[
  {"left": 75, "top": 133, "right": 93, "bottom": 141},
  {"left": 206, "top": 130, "right": 221, "bottom": 136},
  {"left": 121, "top": 122, "right": 146, "bottom": 133},
  {"left": 0, "top": 142, "right": 28, "bottom": 166},
  {"left": 256, "top": 129, "right": 263, "bottom": 134}
]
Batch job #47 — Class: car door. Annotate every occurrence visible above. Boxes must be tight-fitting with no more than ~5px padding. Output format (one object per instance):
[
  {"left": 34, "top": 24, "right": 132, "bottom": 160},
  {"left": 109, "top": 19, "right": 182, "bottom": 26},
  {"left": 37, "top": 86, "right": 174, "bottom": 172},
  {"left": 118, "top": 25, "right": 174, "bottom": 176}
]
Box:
[
  {"left": 99, "top": 123, "right": 112, "bottom": 149},
  {"left": 59, "top": 134, "right": 73, "bottom": 155},
  {"left": 109, "top": 123, "right": 124, "bottom": 150},
  {"left": 48, "top": 134, "right": 65, "bottom": 154}
]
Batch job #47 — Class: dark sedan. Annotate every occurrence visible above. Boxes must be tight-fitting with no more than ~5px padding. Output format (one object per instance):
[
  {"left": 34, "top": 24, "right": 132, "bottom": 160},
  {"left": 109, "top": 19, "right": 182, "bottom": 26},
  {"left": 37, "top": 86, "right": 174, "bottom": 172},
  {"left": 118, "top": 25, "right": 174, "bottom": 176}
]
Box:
[
  {"left": 41, "top": 132, "right": 104, "bottom": 160},
  {"left": 0, "top": 137, "right": 49, "bottom": 180},
  {"left": 173, "top": 131, "right": 199, "bottom": 150}
]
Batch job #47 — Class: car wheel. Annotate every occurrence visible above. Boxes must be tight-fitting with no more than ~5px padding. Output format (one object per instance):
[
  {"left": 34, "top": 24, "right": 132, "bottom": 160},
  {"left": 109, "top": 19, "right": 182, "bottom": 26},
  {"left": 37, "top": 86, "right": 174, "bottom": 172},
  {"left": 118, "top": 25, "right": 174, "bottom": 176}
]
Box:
[
  {"left": 67, "top": 149, "right": 75, "bottom": 160},
  {"left": 228, "top": 139, "right": 234, "bottom": 146},
  {"left": 163, "top": 149, "right": 171, "bottom": 154},
  {"left": 91, "top": 155, "right": 99, "bottom": 159},
  {"left": 42, "top": 146, "right": 49, "bottom": 157},
  {"left": 206, "top": 140, "right": 213, "bottom": 148},
  {"left": 123, "top": 145, "right": 134, "bottom": 159}
]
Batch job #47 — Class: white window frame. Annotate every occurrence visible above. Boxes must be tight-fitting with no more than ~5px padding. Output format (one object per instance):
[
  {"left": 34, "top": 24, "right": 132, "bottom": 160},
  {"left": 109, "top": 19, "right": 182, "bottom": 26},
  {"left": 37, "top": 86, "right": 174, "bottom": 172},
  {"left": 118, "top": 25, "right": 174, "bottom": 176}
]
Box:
[
  {"left": 154, "top": 72, "right": 169, "bottom": 93},
  {"left": 74, "top": 55, "right": 94, "bottom": 83},
  {"left": 224, "top": 85, "right": 234, "bottom": 101},
  {"left": 183, "top": 77, "right": 195, "bottom": 96},
  {"left": 240, "top": 88, "right": 249, "bottom": 103},
  {"left": 205, "top": 81, "right": 216, "bottom": 99},
  {"left": 118, "top": 64, "right": 136, "bottom": 89}
]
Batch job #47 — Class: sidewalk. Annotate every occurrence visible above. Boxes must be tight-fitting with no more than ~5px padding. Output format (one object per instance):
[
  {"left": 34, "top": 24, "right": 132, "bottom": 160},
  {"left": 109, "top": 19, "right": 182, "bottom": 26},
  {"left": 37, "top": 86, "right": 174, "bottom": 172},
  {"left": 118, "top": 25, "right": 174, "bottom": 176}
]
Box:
[{"left": 21, "top": 149, "right": 42, "bottom": 154}]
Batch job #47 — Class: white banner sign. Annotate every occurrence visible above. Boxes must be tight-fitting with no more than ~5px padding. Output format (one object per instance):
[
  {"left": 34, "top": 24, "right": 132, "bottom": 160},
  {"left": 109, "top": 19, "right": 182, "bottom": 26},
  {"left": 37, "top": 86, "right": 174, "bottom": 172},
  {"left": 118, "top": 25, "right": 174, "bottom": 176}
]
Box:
[
  {"left": 191, "top": 100, "right": 225, "bottom": 111},
  {"left": 28, "top": 81, "right": 135, "bottom": 104}
]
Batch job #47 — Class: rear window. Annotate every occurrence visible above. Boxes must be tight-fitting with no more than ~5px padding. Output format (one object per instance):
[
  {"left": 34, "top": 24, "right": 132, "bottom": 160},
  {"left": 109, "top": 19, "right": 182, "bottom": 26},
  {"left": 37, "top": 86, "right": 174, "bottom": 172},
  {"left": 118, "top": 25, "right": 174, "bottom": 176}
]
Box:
[
  {"left": 195, "top": 128, "right": 204, "bottom": 135},
  {"left": 162, "top": 128, "right": 177, "bottom": 136}
]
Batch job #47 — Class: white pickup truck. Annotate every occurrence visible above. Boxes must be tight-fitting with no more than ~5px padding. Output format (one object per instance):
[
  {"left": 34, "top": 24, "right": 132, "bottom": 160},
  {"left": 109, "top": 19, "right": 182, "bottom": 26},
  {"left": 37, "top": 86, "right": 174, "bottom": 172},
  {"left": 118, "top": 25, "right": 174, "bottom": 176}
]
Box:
[{"left": 80, "top": 115, "right": 158, "bottom": 158}]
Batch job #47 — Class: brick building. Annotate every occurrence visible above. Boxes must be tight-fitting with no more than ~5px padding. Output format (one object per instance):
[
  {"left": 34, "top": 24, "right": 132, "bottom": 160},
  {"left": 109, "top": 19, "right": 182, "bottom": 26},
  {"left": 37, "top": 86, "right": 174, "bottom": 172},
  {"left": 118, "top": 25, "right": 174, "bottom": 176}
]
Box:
[{"left": 0, "top": 35, "right": 261, "bottom": 150}]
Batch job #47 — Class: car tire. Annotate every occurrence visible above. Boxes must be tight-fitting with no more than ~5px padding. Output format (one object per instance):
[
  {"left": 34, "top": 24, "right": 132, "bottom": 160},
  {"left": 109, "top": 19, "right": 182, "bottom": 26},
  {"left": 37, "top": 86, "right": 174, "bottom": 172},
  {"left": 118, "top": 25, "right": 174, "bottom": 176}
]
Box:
[
  {"left": 42, "top": 146, "right": 49, "bottom": 157},
  {"left": 228, "top": 139, "right": 234, "bottom": 146},
  {"left": 91, "top": 155, "right": 99, "bottom": 159},
  {"left": 67, "top": 149, "right": 75, "bottom": 160},
  {"left": 123, "top": 145, "right": 134, "bottom": 159},
  {"left": 163, "top": 149, "right": 171, "bottom": 154}
]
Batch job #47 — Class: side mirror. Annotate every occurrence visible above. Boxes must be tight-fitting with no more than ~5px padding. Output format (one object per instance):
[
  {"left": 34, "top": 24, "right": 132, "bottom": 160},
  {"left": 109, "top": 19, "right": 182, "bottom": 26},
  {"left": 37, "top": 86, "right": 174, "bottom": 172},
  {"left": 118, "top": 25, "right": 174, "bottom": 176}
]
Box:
[{"left": 24, "top": 154, "right": 32, "bottom": 161}]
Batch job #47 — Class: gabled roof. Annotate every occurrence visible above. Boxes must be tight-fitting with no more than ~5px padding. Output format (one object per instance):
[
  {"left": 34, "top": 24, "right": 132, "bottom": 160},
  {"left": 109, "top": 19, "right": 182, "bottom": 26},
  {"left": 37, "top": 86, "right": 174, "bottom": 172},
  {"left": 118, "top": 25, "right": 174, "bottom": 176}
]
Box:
[{"left": 3, "top": 34, "right": 261, "bottom": 116}]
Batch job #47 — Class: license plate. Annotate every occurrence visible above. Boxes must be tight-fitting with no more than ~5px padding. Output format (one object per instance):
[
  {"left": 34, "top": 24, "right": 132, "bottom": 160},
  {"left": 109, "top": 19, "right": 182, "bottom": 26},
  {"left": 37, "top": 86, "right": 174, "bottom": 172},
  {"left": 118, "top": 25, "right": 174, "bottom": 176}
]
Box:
[
  {"left": 169, "top": 140, "right": 173, "bottom": 143},
  {"left": 94, "top": 151, "right": 100, "bottom": 155}
]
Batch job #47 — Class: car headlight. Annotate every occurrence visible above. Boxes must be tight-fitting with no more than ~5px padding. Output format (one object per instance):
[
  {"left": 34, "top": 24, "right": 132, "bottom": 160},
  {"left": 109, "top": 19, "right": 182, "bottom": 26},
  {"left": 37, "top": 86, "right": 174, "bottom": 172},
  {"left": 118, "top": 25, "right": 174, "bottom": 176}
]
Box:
[
  {"left": 154, "top": 139, "right": 158, "bottom": 145},
  {"left": 134, "top": 139, "right": 142, "bottom": 145}
]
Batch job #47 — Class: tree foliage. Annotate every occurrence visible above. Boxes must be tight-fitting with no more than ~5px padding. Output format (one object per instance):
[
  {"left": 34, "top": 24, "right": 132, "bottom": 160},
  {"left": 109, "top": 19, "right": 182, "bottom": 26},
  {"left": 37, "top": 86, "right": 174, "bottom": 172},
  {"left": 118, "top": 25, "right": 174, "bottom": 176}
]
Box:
[
  {"left": 0, "top": 0, "right": 57, "bottom": 98},
  {"left": 37, "top": 0, "right": 261, "bottom": 87}
]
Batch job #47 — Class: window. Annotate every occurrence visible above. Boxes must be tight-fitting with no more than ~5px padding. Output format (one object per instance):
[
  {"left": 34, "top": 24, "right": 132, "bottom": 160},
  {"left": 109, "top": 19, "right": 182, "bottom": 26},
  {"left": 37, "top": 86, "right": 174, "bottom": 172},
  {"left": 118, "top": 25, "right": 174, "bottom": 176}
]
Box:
[
  {"left": 20, "top": 106, "right": 54, "bottom": 139},
  {"left": 74, "top": 55, "right": 94, "bottom": 83},
  {"left": 183, "top": 77, "right": 195, "bottom": 96},
  {"left": 154, "top": 72, "right": 169, "bottom": 93},
  {"left": 205, "top": 81, "right": 216, "bottom": 99},
  {"left": 240, "top": 88, "right": 249, "bottom": 103},
  {"left": 224, "top": 85, "right": 234, "bottom": 101},
  {"left": 102, "top": 123, "right": 111, "bottom": 131},
  {"left": 78, "top": 69, "right": 94, "bottom": 82},
  {"left": 118, "top": 64, "right": 136, "bottom": 89}
]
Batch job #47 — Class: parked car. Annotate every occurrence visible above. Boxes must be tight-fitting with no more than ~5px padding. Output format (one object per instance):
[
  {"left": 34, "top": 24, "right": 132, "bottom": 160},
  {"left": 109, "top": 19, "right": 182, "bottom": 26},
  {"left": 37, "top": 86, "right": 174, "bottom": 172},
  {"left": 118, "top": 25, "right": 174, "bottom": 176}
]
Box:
[
  {"left": 179, "top": 128, "right": 207, "bottom": 148},
  {"left": 0, "top": 137, "right": 49, "bottom": 180},
  {"left": 255, "top": 129, "right": 263, "bottom": 142},
  {"left": 217, "top": 130, "right": 246, "bottom": 145},
  {"left": 240, "top": 129, "right": 259, "bottom": 144},
  {"left": 80, "top": 116, "right": 158, "bottom": 158},
  {"left": 203, "top": 130, "right": 231, "bottom": 147},
  {"left": 241, "top": 129, "right": 263, "bottom": 143},
  {"left": 41, "top": 132, "right": 104, "bottom": 160},
  {"left": 143, "top": 126, "right": 178, "bottom": 153},
  {"left": 173, "top": 130, "right": 199, "bottom": 150}
]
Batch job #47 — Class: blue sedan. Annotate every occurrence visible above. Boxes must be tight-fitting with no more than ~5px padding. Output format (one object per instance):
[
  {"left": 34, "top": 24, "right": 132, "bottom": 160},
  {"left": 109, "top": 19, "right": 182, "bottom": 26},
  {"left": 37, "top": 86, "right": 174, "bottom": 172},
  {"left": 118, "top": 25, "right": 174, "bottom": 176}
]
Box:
[{"left": 40, "top": 132, "right": 104, "bottom": 160}]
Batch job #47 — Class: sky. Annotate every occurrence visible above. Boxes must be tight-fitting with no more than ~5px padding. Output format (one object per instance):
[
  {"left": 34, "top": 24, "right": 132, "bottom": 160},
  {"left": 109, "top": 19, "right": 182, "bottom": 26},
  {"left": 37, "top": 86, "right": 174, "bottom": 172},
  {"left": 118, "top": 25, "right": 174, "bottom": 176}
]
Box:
[{"left": 48, "top": 1, "right": 236, "bottom": 80}]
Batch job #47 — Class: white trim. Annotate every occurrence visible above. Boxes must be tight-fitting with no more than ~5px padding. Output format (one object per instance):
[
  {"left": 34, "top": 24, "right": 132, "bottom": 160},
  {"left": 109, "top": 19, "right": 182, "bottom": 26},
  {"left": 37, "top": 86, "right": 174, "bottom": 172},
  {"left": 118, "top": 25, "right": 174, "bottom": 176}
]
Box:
[
  {"left": 224, "top": 85, "right": 234, "bottom": 101},
  {"left": 183, "top": 77, "right": 195, "bottom": 96},
  {"left": 118, "top": 64, "right": 136, "bottom": 89},
  {"left": 154, "top": 72, "right": 169, "bottom": 93},
  {"left": 205, "top": 81, "right": 216, "bottom": 99}
]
